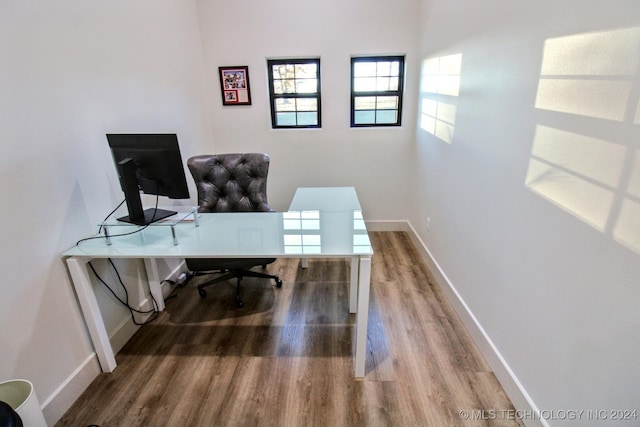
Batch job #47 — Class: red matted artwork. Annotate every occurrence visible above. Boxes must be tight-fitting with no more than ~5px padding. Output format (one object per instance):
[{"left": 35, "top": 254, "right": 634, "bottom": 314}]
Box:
[{"left": 219, "top": 66, "right": 251, "bottom": 106}]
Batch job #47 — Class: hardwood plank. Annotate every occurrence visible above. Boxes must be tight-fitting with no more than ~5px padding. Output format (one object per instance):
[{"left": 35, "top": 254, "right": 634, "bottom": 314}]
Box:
[{"left": 55, "top": 232, "right": 522, "bottom": 427}]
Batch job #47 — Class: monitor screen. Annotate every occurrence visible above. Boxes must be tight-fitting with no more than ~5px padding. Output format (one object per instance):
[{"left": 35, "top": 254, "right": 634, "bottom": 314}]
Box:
[{"left": 107, "top": 133, "right": 190, "bottom": 225}]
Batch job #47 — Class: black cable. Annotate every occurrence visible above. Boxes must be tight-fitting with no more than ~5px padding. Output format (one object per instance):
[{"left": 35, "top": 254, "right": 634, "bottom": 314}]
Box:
[
  {"left": 107, "top": 258, "right": 160, "bottom": 314},
  {"left": 88, "top": 260, "right": 159, "bottom": 326},
  {"left": 98, "top": 199, "right": 126, "bottom": 234},
  {"left": 77, "top": 190, "right": 166, "bottom": 324},
  {"left": 75, "top": 224, "right": 151, "bottom": 246},
  {"left": 75, "top": 194, "right": 162, "bottom": 246}
]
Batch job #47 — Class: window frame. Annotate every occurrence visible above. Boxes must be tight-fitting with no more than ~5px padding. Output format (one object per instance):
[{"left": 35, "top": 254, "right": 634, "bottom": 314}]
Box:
[
  {"left": 350, "top": 55, "right": 405, "bottom": 127},
  {"left": 267, "top": 58, "right": 322, "bottom": 129}
]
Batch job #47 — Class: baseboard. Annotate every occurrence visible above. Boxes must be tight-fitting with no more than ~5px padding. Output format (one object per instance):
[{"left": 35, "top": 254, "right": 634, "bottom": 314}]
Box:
[
  {"left": 365, "top": 219, "right": 410, "bottom": 232},
  {"left": 41, "top": 354, "right": 101, "bottom": 426},
  {"left": 110, "top": 261, "right": 188, "bottom": 353},
  {"left": 397, "top": 220, "right": 544, "bottom": 427},
  {"left": 44, "top": 262, "right": 189, "bottom": 425},
  {"left": 109, "top": 310, "right": 143, "bottom": 355}
]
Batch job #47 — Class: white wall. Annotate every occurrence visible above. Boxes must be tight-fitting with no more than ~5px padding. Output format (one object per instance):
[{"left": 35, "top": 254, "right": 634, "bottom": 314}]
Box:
[
  {"left": 5, "top": 0, "right": 637, "bottom": 425},
  {"left": 194, "top": 0, "right": 420, "bottom": 217},
  {"left": 413, "top": 0, "right": 640, "bottom": 424},
  {"left": 0, "top": 1, "right": 212, "bottom": 423}
]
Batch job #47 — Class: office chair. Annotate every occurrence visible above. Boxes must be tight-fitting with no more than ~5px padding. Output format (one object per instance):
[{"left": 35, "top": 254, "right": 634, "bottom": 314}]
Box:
[{"left": 184, "top": 153, "right": 282, "bottom": 307}]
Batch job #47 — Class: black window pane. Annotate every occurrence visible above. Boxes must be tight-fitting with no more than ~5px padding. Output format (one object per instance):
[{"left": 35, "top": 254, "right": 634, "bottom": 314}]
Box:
[
  {"left": 351, "top": 56, "right": 404, "bottom": 127},
  {"left": 268, "top": 58, "right": 321, "bottom": 128}
]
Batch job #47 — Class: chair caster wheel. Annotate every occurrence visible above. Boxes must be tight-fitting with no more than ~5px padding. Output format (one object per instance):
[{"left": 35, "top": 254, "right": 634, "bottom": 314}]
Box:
[
  {"left": 235, "top": 298, "right": 244, "bottom": 308},
  {"left": 198, "top": 288, "right": 206, "bottom": 298},
  {"left": 275, "top": 279, "right": 283, "bottom": 288}
]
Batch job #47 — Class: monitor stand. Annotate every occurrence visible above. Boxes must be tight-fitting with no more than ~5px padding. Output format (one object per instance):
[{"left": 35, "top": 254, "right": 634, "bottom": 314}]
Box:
[
  {"left": 117, "top": 208, "right": 177, "bottom": 226},
  {"left": 117, "top": 158, "right": 177, "bottom": 225}
]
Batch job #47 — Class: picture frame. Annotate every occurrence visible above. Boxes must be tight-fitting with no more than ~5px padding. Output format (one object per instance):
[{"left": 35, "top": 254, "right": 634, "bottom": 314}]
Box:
[{"left": 218, "top": 66, "right": 252, "bottom": 106}]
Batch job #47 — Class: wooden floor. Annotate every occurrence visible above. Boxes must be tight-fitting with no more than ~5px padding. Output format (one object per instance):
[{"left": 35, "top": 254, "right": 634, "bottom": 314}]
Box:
[{"left": 56, "top": 232, "right": 522, "bottom": 426}]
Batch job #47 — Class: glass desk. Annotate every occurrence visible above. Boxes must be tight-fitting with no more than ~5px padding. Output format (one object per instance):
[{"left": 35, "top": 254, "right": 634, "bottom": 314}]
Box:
[
  {"left": 63, "top": 187, "right": 374, "bottom": 377},
  {"left": 289, "top": 186, "right": 362, "bottom": 211}
]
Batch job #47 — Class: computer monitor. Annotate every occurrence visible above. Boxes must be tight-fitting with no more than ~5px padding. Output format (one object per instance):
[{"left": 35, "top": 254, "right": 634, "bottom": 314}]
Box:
[{"left": 106, "top": 133, "right": 190, "bottom": 225}]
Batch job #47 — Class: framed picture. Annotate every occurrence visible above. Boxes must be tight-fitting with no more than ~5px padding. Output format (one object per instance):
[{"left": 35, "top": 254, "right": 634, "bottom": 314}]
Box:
[{"left": 219, "top": 66, "right": 252, "bottom": 106}]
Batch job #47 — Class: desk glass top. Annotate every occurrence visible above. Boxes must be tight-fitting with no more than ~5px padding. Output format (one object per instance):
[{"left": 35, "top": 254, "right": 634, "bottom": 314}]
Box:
[
  {"left": 63, "top": 188, "right": 372, "bottom": 259},
  {"left": 289, "top": 187, "right": 362, "bottom": 212}
]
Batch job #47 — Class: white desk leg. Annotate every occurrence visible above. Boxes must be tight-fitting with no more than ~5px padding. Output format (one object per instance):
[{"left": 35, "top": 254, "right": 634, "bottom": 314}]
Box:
[
  {"left": 354, "top": 255, "right": 371, "bottom": 378},
  {"left": 349, "top": 257, "right": 358, "bottom": 313},
  {"left": 143, "top": 258, "right": 165, "bottom": 311},
  {"left": 66, "top": 257, "right": 117, "bottom": 372},
  {"left": 301, "top": 258, "right": 309, "bottom": 269}
]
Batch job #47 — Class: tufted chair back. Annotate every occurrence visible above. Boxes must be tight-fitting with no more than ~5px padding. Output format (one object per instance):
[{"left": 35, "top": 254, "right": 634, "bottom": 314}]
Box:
[{"left": 187, "top": 153, "right": 274, "bottom": 213}]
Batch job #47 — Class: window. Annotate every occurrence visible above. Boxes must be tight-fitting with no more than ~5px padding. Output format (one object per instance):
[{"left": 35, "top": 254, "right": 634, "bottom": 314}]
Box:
[
  {"left": 351, "top": 56, "right": 405, "bottom": 127},
  {"left": 267, "top": 58, "right": 321, "bottom": 128}
]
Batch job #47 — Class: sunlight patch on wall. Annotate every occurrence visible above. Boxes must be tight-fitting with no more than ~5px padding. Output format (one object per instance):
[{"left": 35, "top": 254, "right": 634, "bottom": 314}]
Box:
[
  {"left": 528, "top": 27, "right": 640, "bottom": 255},
  {"left": 419, "top": 54, "right": 462, "bottom": 143},
  {"left": 536, "top": 79, "right": 631, "bottom": 121},
  {"left": 614, "top": 199, "right": 640, "bottom": 253},
  {"left": 624, "top": 150, "right": 640, "bottom": 198},
  {"left": 421, "top": 54, "right": 462, "bottom": 96},
  {"left": 540, "top": 29, "right": 640, "bottom": 76},
  {"left": 531, "top": 126, "right": 626, "bottom": 187},
  {"left": 420, "top": 98, "right": 456, "bottom": 144},
  {"left": 525, "top": 126, "right": 624, "bottom": 231},
  {"left": 613, "top": 150, "right": 640, "bottom": 253},
  {"left": 535, "top": 27, "right": 640, "bottom": 121}
]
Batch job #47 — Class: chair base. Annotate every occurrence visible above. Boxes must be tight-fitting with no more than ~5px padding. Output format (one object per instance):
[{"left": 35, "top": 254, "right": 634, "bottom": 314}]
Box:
[{"left": 188, "top": 268, "right": 282, "bottom": 308}]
